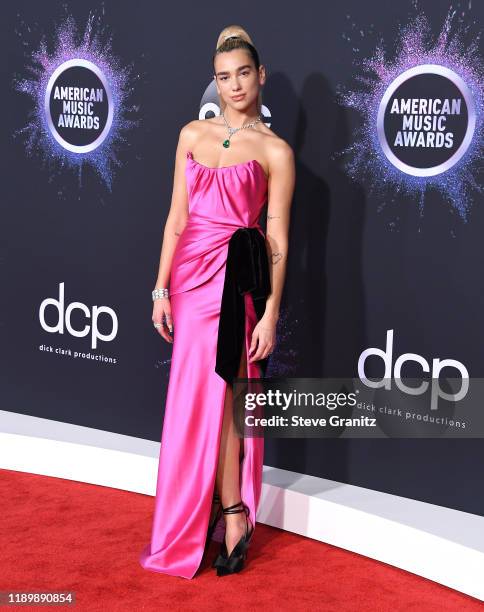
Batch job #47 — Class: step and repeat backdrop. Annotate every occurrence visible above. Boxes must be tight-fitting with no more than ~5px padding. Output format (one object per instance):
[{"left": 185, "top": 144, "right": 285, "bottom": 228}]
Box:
[{"left": 2, "top": 0, "right": 484, "bottom": 516}]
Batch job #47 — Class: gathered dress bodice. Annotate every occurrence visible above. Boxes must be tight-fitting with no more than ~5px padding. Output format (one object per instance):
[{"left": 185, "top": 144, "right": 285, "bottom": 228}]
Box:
[{"left": 169, "top": 151, "right": 268, "bottom": 295}]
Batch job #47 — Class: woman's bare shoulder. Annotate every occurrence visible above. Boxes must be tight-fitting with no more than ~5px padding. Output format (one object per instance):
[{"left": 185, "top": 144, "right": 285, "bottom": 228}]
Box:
[
  {"left": 264, "top": 132, "right": 295, "bottom": 169},
  {"left": 178, "top": 119, "right": 202, "bottom": 142},
  {"left": 178, "top": 119, "right": 217, "bottom": 148}
]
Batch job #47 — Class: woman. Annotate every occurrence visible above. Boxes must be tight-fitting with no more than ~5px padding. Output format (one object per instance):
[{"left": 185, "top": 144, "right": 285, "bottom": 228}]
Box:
[{"left": 139, "top": 25, "right": 295, "bottom": 579}]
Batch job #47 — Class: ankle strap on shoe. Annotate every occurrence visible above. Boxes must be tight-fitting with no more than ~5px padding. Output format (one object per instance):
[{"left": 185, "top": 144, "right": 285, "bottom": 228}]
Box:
[{"left": 222, "top": 501, "right": 248, "bottom": 515}]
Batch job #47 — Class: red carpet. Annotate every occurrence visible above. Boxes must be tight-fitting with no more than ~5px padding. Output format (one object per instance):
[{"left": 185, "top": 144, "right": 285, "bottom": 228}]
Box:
[{"left": 0, "top": 468, "right": 481, "bottom": 611}]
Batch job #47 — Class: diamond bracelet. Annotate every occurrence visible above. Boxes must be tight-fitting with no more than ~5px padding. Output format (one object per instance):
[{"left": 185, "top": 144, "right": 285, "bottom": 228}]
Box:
[{"left": 152, "top": 287, "right": 169, "bottom": 301}]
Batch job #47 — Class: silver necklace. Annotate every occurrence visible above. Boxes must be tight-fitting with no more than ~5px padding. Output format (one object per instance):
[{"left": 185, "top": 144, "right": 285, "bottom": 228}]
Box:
[{"left": 221, "top": 110, "right": 262, "bottom": 148}]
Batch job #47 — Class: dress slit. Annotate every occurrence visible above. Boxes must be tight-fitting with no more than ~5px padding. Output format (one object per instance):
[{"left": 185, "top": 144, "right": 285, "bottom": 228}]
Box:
[{"left": 200, "top": 293, "right": 260, "bottom": 555}]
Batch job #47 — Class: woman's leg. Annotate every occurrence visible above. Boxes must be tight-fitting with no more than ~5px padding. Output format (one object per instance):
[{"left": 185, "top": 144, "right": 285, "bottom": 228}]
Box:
[{"left": 215, "top": 340, "right": 253, "bottom": 556}]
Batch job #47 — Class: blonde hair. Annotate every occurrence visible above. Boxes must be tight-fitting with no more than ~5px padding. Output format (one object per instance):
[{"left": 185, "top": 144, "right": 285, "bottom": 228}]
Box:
[{"left": 213, "top": 25, "right": 263, "bottom": 115}]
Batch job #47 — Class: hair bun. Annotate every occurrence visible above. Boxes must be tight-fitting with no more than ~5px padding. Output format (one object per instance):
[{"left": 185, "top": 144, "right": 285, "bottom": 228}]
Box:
[{"left": 216, "top": 26, "right": 254, "bottom": 50}]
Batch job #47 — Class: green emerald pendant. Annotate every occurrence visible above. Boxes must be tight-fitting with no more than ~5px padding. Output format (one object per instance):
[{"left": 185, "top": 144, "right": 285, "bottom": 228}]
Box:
[{"left": 223, "top": 139, "right": 230, "bottom": 148}]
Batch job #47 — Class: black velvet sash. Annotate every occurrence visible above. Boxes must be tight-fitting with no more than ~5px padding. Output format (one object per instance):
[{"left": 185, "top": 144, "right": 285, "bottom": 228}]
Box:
[{"left": 215, "top": 227, "right": 271, "bottom": 385}]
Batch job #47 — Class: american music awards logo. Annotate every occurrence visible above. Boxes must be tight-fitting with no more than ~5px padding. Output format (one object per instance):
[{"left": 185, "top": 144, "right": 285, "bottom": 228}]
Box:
[
  {"left": 45, "top": 58, "right": 113, "bottom": 154},
  {"left": 377, "top": 64, "right": 475, "bottom": 177},
  {"left": 337, "top": 6, "right": 483, "bottom": 221},
  {"left": 13, "top": 8, "right": 139, "bottom": 191}
]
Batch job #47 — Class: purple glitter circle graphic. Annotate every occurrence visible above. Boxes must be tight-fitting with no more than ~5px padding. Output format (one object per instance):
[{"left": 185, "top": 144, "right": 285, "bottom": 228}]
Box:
[
  {"left": 13, "top": 7, "right": 140, "bottom": 191},
  {"left": 337, "top": 6, "right": 484, "bottom": 221}
]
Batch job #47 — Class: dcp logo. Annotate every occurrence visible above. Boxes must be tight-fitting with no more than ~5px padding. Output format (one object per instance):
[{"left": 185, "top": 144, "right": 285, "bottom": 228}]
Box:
[
  {"left": 39, "top": 282, "right": 118, "bottom": 349},
  {"left": 358, "top": 329, "right": 469, "bottom": 410}
]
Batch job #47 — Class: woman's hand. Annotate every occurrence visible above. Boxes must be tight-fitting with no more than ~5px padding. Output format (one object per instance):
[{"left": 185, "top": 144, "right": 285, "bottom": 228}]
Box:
[
  {"left": 152, "top": 297, "right": 173, "bottom": 343},
  {"left": 248, "top": 313, "right": 277, "bottom": 363}
]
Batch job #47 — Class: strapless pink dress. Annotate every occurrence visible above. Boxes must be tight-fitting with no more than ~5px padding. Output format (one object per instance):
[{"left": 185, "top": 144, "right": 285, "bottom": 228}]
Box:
[{"left": 139, "top": 150, "right": 270, "bottom": 579}]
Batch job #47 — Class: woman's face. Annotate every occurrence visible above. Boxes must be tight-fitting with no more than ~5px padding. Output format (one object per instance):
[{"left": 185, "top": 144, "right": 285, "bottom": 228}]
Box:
[{"left": 214, "top": 49, "right": 262, "bottom": 111}]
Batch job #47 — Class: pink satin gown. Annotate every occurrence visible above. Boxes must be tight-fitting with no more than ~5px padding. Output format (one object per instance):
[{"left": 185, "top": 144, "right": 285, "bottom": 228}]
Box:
[{"left": 139, "top": 150, "right": 269, "bottom": 579}]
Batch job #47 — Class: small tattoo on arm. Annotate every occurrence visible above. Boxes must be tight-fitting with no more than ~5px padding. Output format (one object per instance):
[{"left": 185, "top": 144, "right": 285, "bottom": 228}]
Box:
[
  {"left": 271, "top": 252, "right": 283, "bottom": 264},
  {"left": 175, "top": 231, "right": 181, "bottom": 236},
  {"left": 267, "top": 214, "right": 280, "bottom": 219}
]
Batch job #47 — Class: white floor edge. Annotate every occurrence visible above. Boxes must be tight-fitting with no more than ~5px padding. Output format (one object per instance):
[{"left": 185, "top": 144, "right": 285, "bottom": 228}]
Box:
[{"left": 0, "top": 409, "right": 482, "bottom": 601}]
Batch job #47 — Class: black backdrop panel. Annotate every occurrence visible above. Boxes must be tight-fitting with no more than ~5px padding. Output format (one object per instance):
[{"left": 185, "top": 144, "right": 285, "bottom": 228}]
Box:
[{"left": 2, "top": 0, "right": 483, "bottom": 517}]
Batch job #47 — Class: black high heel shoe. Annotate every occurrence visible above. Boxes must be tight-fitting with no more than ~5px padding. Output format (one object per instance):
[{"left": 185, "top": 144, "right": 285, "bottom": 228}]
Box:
[
  {"left": 205, "top": 491, "right": 222, "bottom": 548},
  {"left": 212, "top": 501, "right": 254, "bottom": 576}
]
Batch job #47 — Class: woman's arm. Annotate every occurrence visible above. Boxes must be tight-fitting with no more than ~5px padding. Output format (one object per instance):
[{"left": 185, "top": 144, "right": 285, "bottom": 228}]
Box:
[
  {"left": 249, "top": 141, "right": 295, "bottom": 362},
  {"left": 152, "top": 123, "right": 195, "bottom": 342},
  {"left": 153, "top": 124, "right": 194, "bottom": 290}
]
